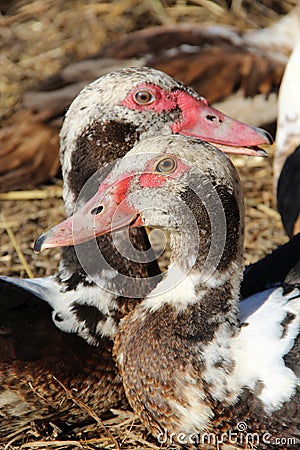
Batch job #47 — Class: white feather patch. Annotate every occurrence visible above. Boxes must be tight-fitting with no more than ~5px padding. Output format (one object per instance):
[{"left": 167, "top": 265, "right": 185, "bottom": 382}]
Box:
[
  {"left": 234, "top": 287, "right": 300, "bottom": 412},
  {"left": 0, "top": 275, "right": 117, "bottom": 341},
  {"left": 170, "top": 372, "right": 213, "bottom": 434},
  {"left": 142, "top": 263, "right": 202, "bottom": 312},
  {"left": 214, "top": 91, "right": 277, "bottom": 128}
]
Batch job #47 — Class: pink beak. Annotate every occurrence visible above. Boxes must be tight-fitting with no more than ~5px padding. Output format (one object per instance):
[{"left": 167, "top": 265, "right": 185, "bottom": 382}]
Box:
[
  {"left": 34, "top": 92, "right": 273, "bottom": 252},
  {"left": 34, "top": 178, "right": 142, "bottom": 253},
  {"left": 173, "top": 92, "right": 272, "bottom": 156}
]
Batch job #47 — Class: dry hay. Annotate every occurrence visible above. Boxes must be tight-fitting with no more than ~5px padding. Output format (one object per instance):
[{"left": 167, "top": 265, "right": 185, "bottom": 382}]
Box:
[{"left": 0, "top": 0, "right": 296, "bottom": 448}]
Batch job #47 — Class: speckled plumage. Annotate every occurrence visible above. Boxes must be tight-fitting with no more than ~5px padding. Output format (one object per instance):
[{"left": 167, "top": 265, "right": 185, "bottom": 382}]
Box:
[
  {"left": 9, "top": 67, "right": 270, "bottom": 342},
  {"left": 58, "top": 135, "right": 299, "bottom": 448},
  {"left": 1, "top": 67, "right": 269, "bottom": 436},
  {"left": 0, "top": 281, "right": 126, "bottom": 440}
]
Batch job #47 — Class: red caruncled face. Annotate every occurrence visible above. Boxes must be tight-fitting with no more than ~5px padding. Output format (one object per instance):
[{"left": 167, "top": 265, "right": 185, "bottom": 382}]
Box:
[
  {"left": 120, "top": 82, "right": 272, "bottom": 154},
  {"left": 33, "top": 153, "right": 191, "bottom": 253}
]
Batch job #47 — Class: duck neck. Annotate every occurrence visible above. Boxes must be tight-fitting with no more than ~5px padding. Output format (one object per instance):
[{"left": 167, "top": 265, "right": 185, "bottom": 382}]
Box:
[
  {"left": 118, "top": 244, "right": 244, "bottom": 434},
  {"left": 143, "top": 256, "right": 243, "bottom": 338},
  {"left": 146, "top": 173, "right": 244, "bottom": 318},
  {"left": 142, "top": 175, "right": 245, "bottom": 359},
  {"left": 138, "top": 236, "right": 244, "bottom": 410}
]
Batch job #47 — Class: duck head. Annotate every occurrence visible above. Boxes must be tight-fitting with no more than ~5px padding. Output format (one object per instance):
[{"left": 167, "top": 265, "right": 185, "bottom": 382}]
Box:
[
  {"left": 36, "top": 135, "right": 244, "bottom": 287},
  {"left": 61, "top": 67, "right": 271, "bottom": 214}
]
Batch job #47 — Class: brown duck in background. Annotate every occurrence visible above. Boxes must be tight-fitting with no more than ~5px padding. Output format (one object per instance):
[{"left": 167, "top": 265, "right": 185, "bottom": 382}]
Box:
[{"left": 1, "top": 6, "right": 300, "bottom": 192}]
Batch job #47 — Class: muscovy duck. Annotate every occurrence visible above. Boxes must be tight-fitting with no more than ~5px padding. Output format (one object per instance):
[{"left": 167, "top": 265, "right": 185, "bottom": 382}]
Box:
[
  {"left": 2, "top": 67, "right": 271, "bottom": 340},
  {"left": 38, "top": 134, "right": 300, "bottom": 448},
  {"left": 0, "top": 67, "right": 271, "bottom": 437}
]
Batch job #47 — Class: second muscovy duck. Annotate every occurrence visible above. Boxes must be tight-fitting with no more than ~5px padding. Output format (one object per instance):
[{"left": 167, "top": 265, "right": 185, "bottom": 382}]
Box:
[
  {"left": 2, "top": 67, "right": 271, "bottom": 344},
  {"left": 0, "top": 68, "right": 271, "bottom": 437},
  {"left": 38, "top": 135, "right": 300, "bottom": 447}
]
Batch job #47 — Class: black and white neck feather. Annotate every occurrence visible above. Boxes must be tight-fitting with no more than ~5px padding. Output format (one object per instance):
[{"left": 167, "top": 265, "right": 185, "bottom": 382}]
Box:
[{"left": 87, "top": 135, "right": 300, "bottom": 445}]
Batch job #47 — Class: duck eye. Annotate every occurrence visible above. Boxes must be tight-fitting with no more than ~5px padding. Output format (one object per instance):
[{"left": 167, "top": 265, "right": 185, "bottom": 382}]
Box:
[
  {"left": 155, "top": 157, "right": 177, "bottom": 174},
  {"left": 134, "top": 90, "right": 155, "bottom": 105}
]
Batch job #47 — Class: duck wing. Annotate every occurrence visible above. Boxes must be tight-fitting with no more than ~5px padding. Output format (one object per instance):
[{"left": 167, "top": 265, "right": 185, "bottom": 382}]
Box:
[{"left": 0, "top": 280, "right": 126, "bottom": 440}]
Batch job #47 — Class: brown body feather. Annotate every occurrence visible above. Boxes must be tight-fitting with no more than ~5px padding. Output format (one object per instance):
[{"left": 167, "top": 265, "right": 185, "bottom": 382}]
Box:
[{"left": 0, "top": 281, "right": 127, "bottom": 441}]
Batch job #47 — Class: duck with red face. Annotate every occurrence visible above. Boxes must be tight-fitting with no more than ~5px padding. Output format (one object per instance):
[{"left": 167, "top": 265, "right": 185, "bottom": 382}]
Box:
[
  {"left": 0, "top": 68, "right": 273, "bottom": 437},
  {"left": 3, "top": 67, "right": 272, "bottom": 343},
  {"left": 36, "top": 135, "right": 299, "bottom": 446}
]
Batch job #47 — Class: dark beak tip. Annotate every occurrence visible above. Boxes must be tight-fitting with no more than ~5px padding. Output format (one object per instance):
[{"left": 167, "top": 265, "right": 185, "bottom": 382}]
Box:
[
  {"left": 259, "top": 127, "right": 274, "bottom": 145},
  {"left": 257, "top": 148, "right": 268, "bottom": 157},
  {"left": 33, "top": 234, "right": 46, "bottom": 254}
]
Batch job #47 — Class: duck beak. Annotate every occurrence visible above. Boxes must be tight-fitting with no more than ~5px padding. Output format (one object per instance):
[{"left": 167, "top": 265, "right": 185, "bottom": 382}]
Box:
[
  {"left": 174, "top": 93, "right": 272, "bottom": 156},
  {"left": 34, "top": 183, "right": 142, "bottom": 253}
]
